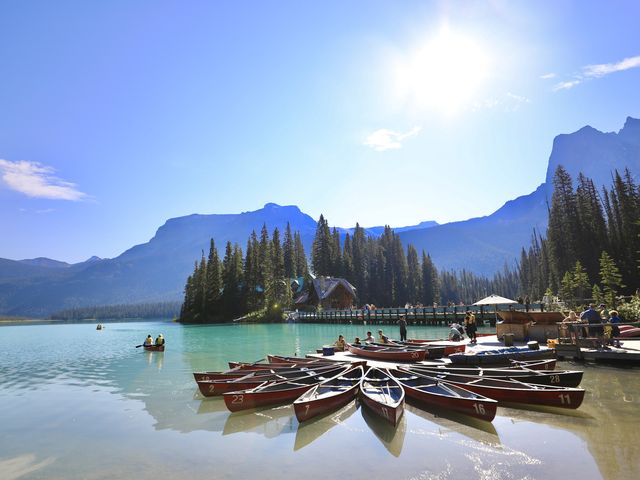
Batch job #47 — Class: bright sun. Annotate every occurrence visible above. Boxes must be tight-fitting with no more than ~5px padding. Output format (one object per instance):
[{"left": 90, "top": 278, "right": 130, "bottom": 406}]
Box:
[{"left": 395, "top": 27, "right": 490, "bottom": 115}]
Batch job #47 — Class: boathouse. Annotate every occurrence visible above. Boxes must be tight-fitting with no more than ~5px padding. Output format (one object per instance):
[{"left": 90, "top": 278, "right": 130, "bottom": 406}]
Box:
[{"left": 294, "top": 276, "right": 356, "bottom": 310}]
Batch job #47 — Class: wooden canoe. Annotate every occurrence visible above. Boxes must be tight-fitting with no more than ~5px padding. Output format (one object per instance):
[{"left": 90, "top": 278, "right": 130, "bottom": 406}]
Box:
[
  {"left": 404, "top": 339, "right": 466, "bottom": 356},
  {"left": 143, "top": 344, "right": 164, "bottom": 352},
  {"left": 509, "top": 359, "right": 557, "bottom": 370},
  {"left": 293, "top": 366, "right": 364, "bottom": 422},
  {"left": 223, "top": 365, "right": 350, "bottom": 412},
  {"left": 404, "top": 365, "right": 584, "bottom": 388},
  {"left": 348, "top": 344, "right": 426, "bottom": 362},
  {"left": 359, "top": 368, "right": 405, "bottom": 427},
  {"left": 197, "top": 364, "right": 348, "bottom": 397},
  {"left": 369, "top": 342, "right": 447, "bottom": 359},
  {"left": 194, "top": 363, "right": 340, "bottom": 383},
  {"left": 267, "top": 354, "right": 330, "bottom": 364},
  {"left": 401, "top": 368, "right": 585, "bottom": 409},
  {"left": 387, "top": 368, "right": 498, "bottom": 421}
]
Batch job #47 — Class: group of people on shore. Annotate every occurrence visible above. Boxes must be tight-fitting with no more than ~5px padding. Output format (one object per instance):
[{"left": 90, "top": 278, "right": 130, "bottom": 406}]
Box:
[
  {"left": 562, "top": 303, "right": 622, "bottom": 347},
  {"left": 143, "top": 334, "right": 165, "bottom": 346}
]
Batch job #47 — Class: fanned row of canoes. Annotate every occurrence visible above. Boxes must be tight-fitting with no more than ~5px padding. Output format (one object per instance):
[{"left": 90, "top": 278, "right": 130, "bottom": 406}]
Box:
[{"left": 193, "top": 355, "right": 585, "bottom": 426}]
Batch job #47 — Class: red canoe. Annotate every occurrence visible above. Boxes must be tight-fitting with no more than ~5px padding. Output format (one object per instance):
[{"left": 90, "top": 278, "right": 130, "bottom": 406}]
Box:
[
  {"left": 401, "top": 368, "right": 585, "bottom": 409},
  {"left": 143, "top": 344, "right": 164, "bottom": 352},
  {"left": 293, "top": 365, "right": 364, "bottom": 422},
  {"left": 405, "top": 365, "right": 583, "bottom": 388},
  {"left": 193, "top": 363, "right": 336, "bottom": 383},
  {"left": 197, "top": 364, "right": 346, "bottom": 397},
  {"left": 348, "top": 344, "right": 426, "bottom": 362},
  {"left": 388, "top": 368, "right": 498, "bottom": 421},
  {"left": 359, "top": 367, "right": 405, "bottom": 427},
  {"left": 223, "top": 365, "right": 350, "bottom": 412}
]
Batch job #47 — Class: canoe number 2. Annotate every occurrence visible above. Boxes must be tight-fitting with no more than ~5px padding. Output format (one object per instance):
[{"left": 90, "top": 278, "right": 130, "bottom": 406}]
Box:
[
  {"left": 232, "top": 394, "right": 244, "bottom": 404},
  {"left": 473, "top": 403, "right": 486, "bottom": 415},
  {"left": 208, "top": 384, "right": 215, "bottom": 393}
]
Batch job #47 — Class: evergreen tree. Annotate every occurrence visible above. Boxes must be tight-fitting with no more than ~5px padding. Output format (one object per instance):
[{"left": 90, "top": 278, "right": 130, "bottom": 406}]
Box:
[
  {"left": 599, "top": 251, "right": 625, "bottom": 306},
  {"left": 406, "top": 245, "right": 422, "bottom": 304},
  {"left": 311, "top": 214, "right": 332, "bottom": 275},
  {"left": 293, "top": 232, "right": 308, "bottom": 278},
  {"left": 421, "top": 252, "right": 439, "bottom": 305},
  {"left": 283, "top": 223, "right": 297, "bottom": 279},
  {"left": 258, "top": 224, "right": 273, "bottom": 309},
  {"left": 243, "top": 231, "right": 260, "bottom": 311},
  {"left": 204, "top": 239, "right": 222, "bottom": 319}
]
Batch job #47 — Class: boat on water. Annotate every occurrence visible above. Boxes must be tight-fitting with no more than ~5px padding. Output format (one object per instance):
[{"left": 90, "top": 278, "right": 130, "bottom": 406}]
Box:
[
  {"left": 96, "top": 324, "right": 103, "bottom": 330},
  {"left": 294, "top": 365, "right": 364, "bottom": 422},
  {"left": 223, "top": 365, "right": 350, "bottom": 412},
  {"left": 198, "top": 364, "right": 346, "bottom": 397},
  {"left": 194, "top": 362, "right": 340, "bottom": 382},
  {"left": 404, "top": 339, "right": 466, "bottom": 356},
  {"left": 368, "top": 342, "right": 447, "bottom": 359},
  {"left": 359, "top": 367, "right": 405, "bottom": 427},
  {"left": 267, "top": 354, "right": 332, "bottom": 364},
  {"left": 405, "top": 365, "right": 584, "bottom": 388},
  {"left": 348, "top": 343, "right": 426, "bottom": 362},
  {"left": 400, "top": 367, "right": 585, "bottom": 409},
  {"left": 387, "top": 368, "right": 498, "bottom": 421},
  {"left": 448, "top": 346, "right": 556, "bottom": 366},
  {"left": 143, "top": 344, "right": 164, "bottom": 352}
]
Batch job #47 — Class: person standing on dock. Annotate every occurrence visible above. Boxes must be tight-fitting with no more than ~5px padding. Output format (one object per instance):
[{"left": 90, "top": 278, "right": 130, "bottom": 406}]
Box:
[
  {"left": 464, "top": 311, "right": 477, "bottom": 344},
  {"left": 397, "top": 315, "right": 408, "bottom": 342}
]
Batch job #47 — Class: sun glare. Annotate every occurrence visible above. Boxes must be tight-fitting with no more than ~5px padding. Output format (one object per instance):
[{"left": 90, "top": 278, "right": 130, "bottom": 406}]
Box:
[{"left": 395, "top": 27, "right": 490, "bottom": 115}]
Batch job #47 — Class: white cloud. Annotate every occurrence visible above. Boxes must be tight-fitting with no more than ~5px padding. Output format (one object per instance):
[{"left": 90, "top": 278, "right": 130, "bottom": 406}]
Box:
[
  {"left": 363, "top": 127, "right": 422, "bottom": 152},
  {"left": 0, "top": 159, "right": 87, "bottom": 200},
  {"left": 472, "top": 93, "right": 530, "bottom": 112},
  {"left": 540, "top": 73, "right": 556, "bottom": 79},
  {"left": 583, "top": 55, "right": 640, "bottom": 78},
  {"left": 553, "top": 79, "right": 582, "bottom": 91}
]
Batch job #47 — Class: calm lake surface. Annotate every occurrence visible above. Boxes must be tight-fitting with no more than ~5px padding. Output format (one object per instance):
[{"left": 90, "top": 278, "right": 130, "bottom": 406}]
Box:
[{"left": 1, "top": 320, "right": 638, "bottom": 480}]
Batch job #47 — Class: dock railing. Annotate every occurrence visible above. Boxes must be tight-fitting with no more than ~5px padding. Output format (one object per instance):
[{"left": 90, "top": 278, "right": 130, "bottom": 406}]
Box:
[{"left": 295, "top": 303, "right": 544, "bottom": 326}]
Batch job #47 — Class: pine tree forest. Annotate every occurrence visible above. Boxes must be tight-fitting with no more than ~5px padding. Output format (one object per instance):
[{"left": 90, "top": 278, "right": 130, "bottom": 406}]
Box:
[
  {"left": 519, "top": 166, "right": 640, "bottom": 308},
  {"left": 179, "top": 217, "right": 518, "bottom": 323}
]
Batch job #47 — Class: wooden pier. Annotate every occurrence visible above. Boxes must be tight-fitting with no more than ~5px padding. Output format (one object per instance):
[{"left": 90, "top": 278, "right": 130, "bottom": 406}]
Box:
[{"left": 294, "top": 303, "right": 545, "bottom": 327}]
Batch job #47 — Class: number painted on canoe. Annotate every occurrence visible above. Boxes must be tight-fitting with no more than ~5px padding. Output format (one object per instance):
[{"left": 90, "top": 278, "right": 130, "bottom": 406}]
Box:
[
  {"left": 208, "top": 384, "right": 216, "bottom": 393},
  {"left": 232, "top": 394, "right": 244, "bottom": 404},
  {"left": 380, "top": 407, "right": 389, "bottom": 419},
  {"left": 411, "top": 352, "right": 419, "bottom": 359},
  {"left": 305, "top": 404, "right": 310, "bottom": 416},
  {"left": 473, "top": 403, "right": 486, "bottom": 415},
  {"left": 550, "top": 375, "right": 560, "bottom": 384},
  {"left": 558, "top": 393, "right": 571, "bottom": 405}
]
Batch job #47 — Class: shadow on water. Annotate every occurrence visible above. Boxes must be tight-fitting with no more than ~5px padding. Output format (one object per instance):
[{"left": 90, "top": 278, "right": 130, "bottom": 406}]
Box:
[
  {"left": 293, "top": 400, "right": 358, "bottom": 451},
  {"left": 222, "top": 405, "right": 297, "bottom": 438},
  {"left": 405, "top": 402, "right": 500, "bottom": 444},
  {"left": 361, "top": 405, "right": 407, "bottom": 457}
]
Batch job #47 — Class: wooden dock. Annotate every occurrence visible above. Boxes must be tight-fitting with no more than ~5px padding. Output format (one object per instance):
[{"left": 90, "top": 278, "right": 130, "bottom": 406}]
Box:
[
  {"left": 295, "top": 303, "right": 545, "bottom": 326},
  {"left": 555, "top": 338, "right": 640, "bottom": 363}
]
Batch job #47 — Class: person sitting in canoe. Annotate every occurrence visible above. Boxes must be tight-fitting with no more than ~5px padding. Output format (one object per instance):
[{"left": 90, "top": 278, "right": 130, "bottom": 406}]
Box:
[
  {"left": 364, "top": 331, "right": 375, "bottom": 343},
  {"left": 353, "top": 337, "right": 362, "bottom": 346},
  {"left": 155, "top": 334, "right": 165, "bottom": 346},
  {"left": 144, "top": 335, "right": 153, "bottom": 346},
  {"left": 378, "top": 330, "right": 389, "bottom": 343},
  {"left": 334, "top": 335, "right": 346, "bottom": 351}
]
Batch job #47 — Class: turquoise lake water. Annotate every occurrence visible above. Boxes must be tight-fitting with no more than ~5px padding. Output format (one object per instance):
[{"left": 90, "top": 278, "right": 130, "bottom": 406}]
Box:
[{"left": 1, "top": 320, "right": 638, "bottom": 480}]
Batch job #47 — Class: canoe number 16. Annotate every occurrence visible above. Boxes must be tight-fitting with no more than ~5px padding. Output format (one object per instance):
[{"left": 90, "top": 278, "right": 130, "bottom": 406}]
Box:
[{"left": 472, "top": 403, "right": 486, "bottom": 415}]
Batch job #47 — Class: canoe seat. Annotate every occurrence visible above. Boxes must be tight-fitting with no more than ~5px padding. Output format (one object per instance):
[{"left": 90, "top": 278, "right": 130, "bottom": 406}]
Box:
[{"left": 364, "top": 377, "right": 390, "bottom": 382}]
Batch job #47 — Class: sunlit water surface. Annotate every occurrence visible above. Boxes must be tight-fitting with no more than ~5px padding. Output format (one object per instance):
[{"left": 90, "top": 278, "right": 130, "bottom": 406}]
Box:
[{"left": 0, "top": 320, "right": 638, "bottom": 480}]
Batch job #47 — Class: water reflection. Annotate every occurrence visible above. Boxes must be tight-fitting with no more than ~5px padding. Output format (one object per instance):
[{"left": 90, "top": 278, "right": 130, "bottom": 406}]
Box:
[
  {"left": 222, "top": 405, "right": 296, "bottom": 437},
  {"left": 406, "top": 402, "right": 500, "bottom": 444},
  {"left": 293, "top": 400, "right": 358, "bottom": 451},
  {"left": 361, "top": 406, "right": 407, "bottom": 457}
]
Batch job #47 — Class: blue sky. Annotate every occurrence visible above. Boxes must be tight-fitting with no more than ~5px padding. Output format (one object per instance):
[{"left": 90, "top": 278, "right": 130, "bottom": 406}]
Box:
[{"left": 1, "top": 1, "right": 640, "bottom": 263}]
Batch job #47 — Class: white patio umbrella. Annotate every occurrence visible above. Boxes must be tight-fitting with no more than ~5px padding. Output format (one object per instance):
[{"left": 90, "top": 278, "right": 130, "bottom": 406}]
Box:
[
  {"left": 473, "top": 294, "right": 517, "bottom": 306},
  {"left": 473, "top": 294, "right": 518, "bottom": 325}
]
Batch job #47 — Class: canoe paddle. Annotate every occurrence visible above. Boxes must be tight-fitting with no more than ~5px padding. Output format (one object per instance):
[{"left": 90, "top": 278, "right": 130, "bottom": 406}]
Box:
[{"left": 135, "top": 344, "right": 144, "bottom": 348}]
